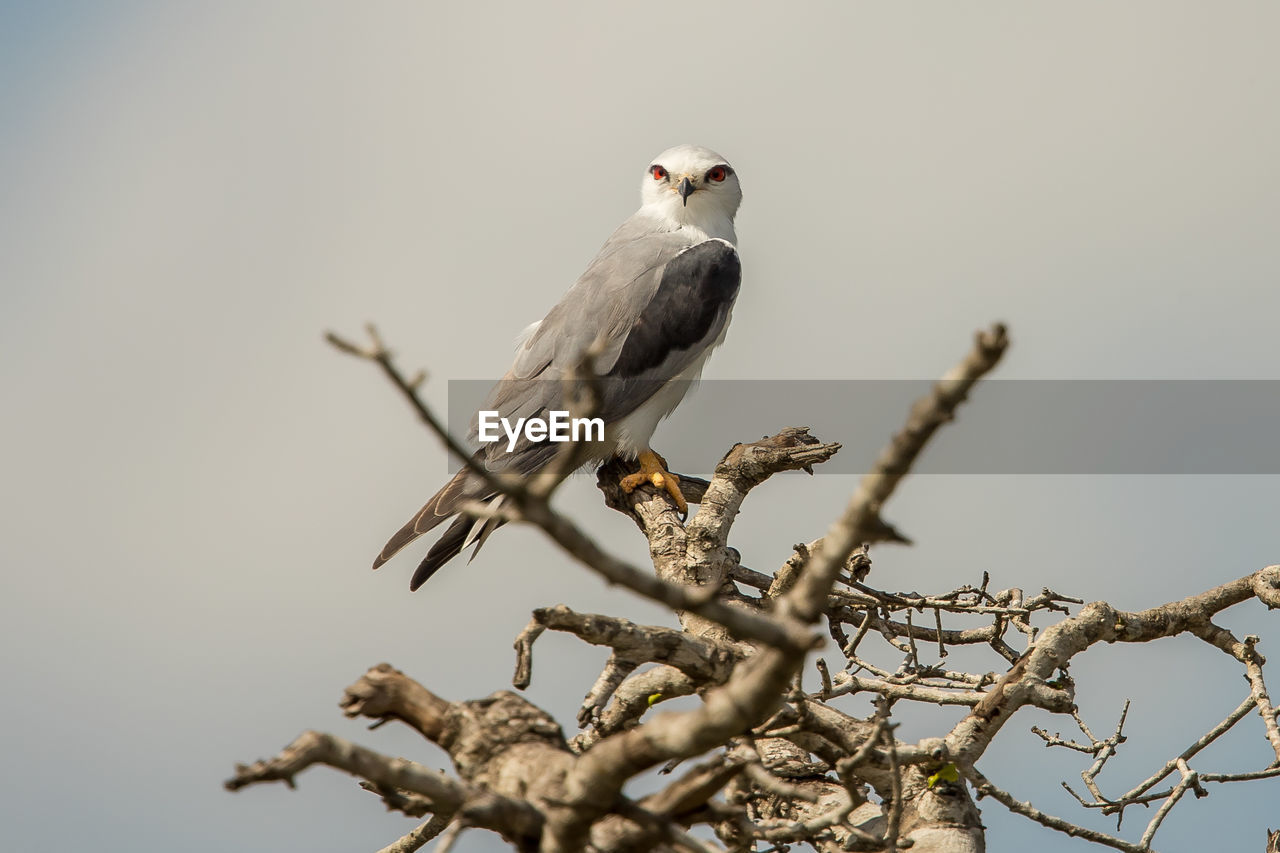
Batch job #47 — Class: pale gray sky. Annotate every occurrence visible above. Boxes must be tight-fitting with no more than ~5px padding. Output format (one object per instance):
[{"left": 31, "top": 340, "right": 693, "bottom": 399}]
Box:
[{"left": 2, "top": 3, "right": 1277, "bottom": 852}]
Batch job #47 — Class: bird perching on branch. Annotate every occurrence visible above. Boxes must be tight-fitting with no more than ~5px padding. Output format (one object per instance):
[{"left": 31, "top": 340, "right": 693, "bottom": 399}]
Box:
[{"left": 374, "top": 145, "right": 744, "bottom": 589}]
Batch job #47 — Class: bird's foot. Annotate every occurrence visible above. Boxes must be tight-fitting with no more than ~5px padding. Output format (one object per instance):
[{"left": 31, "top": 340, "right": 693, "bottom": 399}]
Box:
[{"left": 619, "top": 450, "right": 688, "bottom": 517}]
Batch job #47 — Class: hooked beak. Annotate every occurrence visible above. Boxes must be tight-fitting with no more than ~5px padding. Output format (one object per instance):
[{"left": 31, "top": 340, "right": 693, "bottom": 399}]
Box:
[{"left": 677, "top": 176, "right": 695, "bottom": 206}]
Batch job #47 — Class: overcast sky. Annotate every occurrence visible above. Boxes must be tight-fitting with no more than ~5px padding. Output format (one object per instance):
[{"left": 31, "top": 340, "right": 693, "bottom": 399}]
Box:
[{"left": 2, "top": 3, "right": 1278, "bottom": 852}]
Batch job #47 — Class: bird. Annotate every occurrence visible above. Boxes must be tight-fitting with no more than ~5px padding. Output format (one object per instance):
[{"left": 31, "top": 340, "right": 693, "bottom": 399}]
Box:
[{"left": 375, "top": 144, "right": 743, "bottom": 590}]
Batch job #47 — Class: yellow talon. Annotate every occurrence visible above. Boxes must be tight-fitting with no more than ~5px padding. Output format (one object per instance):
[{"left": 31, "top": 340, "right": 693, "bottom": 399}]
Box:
[{"left": 620, "top": 450, "right": 689, "bottom": 516}]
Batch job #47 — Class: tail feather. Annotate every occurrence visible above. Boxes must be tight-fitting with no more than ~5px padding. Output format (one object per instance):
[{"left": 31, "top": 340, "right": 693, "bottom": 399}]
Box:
[
  {"left": 407, "top": 496, "right": 507, "bottom": 589},
  {"left": 373, "top": 468, "right": 490, "bottom": 570},
  {"left": 461, "top": 495, "right": 504, "bottom": 552},
  {"left": 465, "top": 518, "right": 505, "bottom": 562},
  {"left": 374, "top": 465, "right": 510, "bottom": 589},
  {"left": 411, "top": 515, "right": 475, "bottom": 590}
]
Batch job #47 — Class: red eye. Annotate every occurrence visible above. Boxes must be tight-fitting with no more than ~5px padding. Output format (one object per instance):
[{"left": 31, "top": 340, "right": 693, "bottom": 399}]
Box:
[
  {"left": 650, "top": 165, "right": 668, "bottom": 180},
  {"left": 706, "top": 166, "right": 728, "bottom": 183}
]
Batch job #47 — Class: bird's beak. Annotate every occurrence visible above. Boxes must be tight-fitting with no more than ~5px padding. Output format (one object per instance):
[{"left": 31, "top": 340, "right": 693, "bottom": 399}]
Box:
[{"left": 677, "top": 176, "right": 695, "bottom": 206}]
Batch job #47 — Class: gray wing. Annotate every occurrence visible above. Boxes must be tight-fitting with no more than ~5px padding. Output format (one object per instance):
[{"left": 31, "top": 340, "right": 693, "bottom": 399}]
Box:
[{"left": 475, "top": 218, "right": 741, "bottom": 472}]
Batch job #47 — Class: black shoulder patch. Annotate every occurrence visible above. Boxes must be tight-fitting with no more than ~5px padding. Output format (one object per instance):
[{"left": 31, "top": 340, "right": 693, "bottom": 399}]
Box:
[{"left": 610, "top": 240, "right": 741, "bottom": 378}]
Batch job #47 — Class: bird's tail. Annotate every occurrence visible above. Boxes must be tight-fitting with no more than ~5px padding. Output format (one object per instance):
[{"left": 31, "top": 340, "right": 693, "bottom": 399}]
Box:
[
  {"left": 373, "top": 468, "right": 503, "bottom": 589},
  {"left": 408, "top": 504, "right": 506, "bottom": 590}
]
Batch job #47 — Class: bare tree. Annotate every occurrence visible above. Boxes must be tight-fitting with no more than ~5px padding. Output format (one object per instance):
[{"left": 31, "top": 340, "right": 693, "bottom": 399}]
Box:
[{"left": 227, "top": 323, "right": 1280, "bottom": 852}]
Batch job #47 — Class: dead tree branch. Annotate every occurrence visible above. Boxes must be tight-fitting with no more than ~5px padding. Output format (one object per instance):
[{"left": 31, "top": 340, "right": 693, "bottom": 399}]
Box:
[{"left": 228, "top": 322, "right": 1280, "bottom": 852}]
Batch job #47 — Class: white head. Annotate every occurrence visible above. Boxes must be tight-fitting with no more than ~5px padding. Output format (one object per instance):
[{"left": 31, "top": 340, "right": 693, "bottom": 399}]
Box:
[{"left": 639, "top": 144, "right": 742, "bottom": 238}]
